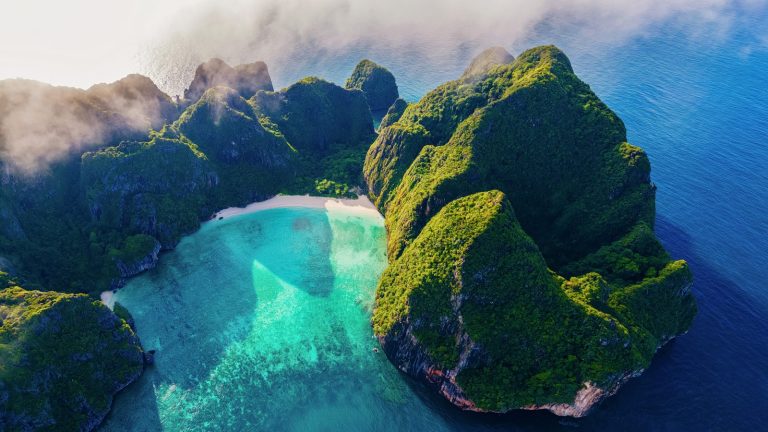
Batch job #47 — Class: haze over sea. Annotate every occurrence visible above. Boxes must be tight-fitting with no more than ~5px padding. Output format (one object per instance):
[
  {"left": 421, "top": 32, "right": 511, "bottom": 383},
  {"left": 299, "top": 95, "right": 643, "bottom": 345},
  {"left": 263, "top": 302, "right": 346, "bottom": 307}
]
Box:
[{"left": 94, "top": 4, "right": 768, "bottom": 431}]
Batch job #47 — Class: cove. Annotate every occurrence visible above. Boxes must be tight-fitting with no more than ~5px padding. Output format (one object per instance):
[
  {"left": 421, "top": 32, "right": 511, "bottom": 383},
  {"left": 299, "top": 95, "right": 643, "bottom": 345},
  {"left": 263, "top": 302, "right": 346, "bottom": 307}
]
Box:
[{"left": 100, "top": 200, "right": 468, "bottom": 431}]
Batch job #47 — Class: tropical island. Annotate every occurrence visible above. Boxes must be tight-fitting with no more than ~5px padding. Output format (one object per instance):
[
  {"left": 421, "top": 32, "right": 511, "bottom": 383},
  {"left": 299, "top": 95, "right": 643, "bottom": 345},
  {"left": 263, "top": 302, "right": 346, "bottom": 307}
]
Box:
[{"left": 0, "top": 46, "right": 696, "bottom": 430}]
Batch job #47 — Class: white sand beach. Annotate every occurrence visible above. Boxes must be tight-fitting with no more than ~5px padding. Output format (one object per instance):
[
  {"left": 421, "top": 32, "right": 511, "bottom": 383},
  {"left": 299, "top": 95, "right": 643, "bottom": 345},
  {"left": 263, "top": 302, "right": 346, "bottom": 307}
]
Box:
[
  {"left": 211, "top": 194, "right": 383, "bottom": 220},
  {"left": 101, "top": 290, "right": 116, "bottom": 310}
]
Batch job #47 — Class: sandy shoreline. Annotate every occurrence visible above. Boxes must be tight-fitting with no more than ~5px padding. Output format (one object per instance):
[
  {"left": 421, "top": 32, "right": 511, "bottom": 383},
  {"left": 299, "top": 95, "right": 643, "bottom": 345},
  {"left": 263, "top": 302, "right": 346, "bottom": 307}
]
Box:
[
  {"left": 101, "top": 291, "right": 116, "bottom": 310},
  {"left": 211, "top": 194, "right": 382, "bottom": 220},
  {"left": 101, "top": 194, "right": 382, "bottom": 309}
]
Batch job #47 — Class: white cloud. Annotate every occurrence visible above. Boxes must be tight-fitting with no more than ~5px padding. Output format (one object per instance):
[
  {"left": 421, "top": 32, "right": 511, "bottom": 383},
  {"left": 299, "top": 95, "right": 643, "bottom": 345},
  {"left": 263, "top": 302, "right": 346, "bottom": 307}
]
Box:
[
  {"left": 139, "top": 0, "right": 765, "bottom": 94},
  {"left": 1, "top": 0, "right": 764, "bottom": 92},
  {"left": 0, "top": 0, "right": 765, "bottom": 173}
]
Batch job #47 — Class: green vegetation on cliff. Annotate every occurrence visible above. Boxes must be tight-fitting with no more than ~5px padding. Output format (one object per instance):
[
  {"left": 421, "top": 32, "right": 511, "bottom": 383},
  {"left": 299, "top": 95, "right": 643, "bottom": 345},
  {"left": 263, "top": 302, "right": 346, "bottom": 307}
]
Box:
[
  {"left": 0, "top": 47, "right": 697, "bottom": 424},
  {"left": 368, "top": 46, "right": 653, "bottom": 266},
  {"left": 81, "top": 135, "right": 214, "bottom": 247},
  {"left": 461, "top": 46, "right": 515, "bottom": 81},
  {"left": 251, "top": 76, "right": 376, "bottom": 197},
  {"left": 0, "top": 72, "right": 375, "bottom": 295},
  {"left": 379, "top": 98, "right": 408, "bottom": 130},
  {"left": 0, "top": 69, "right": 379, "bottom": 430},
  {"left": 345, "top": 60, "right": 399, "bottom": 111},
  {"left": 0, "top": 283, "right": 144, "bottom": 431},
  {"left": 368, "top": 46, "right": 696, "bottom": 413}
]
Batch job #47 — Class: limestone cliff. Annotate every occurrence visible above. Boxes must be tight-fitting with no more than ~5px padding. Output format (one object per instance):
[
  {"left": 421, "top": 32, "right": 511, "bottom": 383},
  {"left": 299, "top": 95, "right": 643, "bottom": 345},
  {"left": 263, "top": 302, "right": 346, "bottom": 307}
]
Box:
[
  {"left": 183, "top": 58, "right": 273, "bottom": 102},
  {"left": 0, "top": 284, "right": 144, "bottom": 431},
  {"left": 461, "top": 46, "right": 515, "bottom": 81},
  {"left": 379, "top": 98, "right": 408, "bottom": 131},
  {"left": 345, "top": 60, "right": 399, "bottom": 111},
  {"left": 367, "top": 46, "right": 697, "bottom": 416}
]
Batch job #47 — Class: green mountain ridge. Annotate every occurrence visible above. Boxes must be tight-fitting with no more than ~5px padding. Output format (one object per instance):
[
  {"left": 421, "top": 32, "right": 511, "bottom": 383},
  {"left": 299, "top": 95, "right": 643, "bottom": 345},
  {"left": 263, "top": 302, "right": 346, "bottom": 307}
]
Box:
[
  {"left": 365, "top": 45, "right": 696, "bottom": 415},
  {"left": 345, "top": 59, "right": 400, "bottom": 111},
  {"left": 0, "top": 273, "right": 144, "bottom": 431},
  {"left": 0, "top": 62, "right": 376, "bottom": 430}
]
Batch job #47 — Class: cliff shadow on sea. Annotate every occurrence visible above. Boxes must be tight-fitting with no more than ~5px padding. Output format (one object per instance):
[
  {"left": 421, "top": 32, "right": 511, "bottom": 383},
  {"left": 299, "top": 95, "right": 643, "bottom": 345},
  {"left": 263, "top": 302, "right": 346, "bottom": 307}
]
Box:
[{"left": 99, "top": 207, "right": 340, "bottom": 430}]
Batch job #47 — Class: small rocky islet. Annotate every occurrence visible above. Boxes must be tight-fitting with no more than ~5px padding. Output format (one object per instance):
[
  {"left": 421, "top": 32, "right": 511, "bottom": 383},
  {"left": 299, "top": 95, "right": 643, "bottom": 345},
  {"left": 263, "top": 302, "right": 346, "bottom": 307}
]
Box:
[{"left": 0, "top": 46, "right": 695, "bottom": 430}]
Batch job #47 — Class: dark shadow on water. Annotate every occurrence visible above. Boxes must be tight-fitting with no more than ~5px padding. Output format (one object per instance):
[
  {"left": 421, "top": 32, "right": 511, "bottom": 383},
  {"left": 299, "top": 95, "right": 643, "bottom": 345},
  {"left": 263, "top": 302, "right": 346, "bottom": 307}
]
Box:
[
  {"left": 99, "top": 208, "right": 337, "bottom": 430},
  {"left": 100, "top": 369, "right": 163, "bottom": 432}
]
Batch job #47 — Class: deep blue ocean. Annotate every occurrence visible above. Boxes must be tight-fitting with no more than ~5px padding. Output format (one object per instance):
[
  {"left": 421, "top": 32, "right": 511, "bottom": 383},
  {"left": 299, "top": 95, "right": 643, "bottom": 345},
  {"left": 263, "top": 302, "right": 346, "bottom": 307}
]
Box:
[
  {"left": 266, "top": 13, "right": 768, "bottom": 431},
  {"left": 104, "top": 9, "right": 768, "bottom": 431}
]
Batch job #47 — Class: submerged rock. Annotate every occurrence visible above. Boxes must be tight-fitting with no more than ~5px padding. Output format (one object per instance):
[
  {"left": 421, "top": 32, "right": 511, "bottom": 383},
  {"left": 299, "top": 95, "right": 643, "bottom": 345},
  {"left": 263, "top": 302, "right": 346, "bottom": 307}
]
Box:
[
  {"left": 345, "top": 60, "right": 399, "bottom": 111},
  {"left": 143, "top": 350, "right": 157, "bottom": 366}
]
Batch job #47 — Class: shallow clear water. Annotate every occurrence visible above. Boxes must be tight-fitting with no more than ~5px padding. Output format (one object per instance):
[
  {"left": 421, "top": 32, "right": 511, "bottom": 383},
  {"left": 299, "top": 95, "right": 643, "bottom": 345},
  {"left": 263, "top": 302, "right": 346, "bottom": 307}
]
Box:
[
  {"left": 104, "top": 207, "right": 412, "bottom": 430},
  {"left": 105, "top": 10, "right": 768, "bottom": 430}
]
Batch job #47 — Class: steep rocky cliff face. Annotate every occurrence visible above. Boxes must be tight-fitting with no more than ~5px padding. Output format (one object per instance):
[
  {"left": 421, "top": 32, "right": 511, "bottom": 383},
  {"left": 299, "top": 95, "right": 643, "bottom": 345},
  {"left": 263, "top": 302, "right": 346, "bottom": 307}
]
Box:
[
  {"left": 368, "top": 46, "right": 654, "bottom": 265},
  {"left": 183, "top": 58, "right": 274, "bottom": 103},
  {"left": 367, "top": 46, "right": 697, "bottom": 416},
  {"left": 111, "top": 234, "right": 162, "bottom": 288},
  {"left": 345, "top": 60, "right": 399, "bottom": 111},
  {"left": 379, "top": 98, "right": 408, "bottom": 130},
  {"left": 86, "top": 74, "right": 179, "bottom": 129},
  {"left": 0, "top": 73, "right": 181, "bottom": 292},
  {"left": 176, "top": 87, "right": 293, "bottom": 167},
  {"left": 78, "top": 75, "right": 375, "bottom": 253},
  {"left": 249, "top": 76, "right": 377, "bottom": 196},
  {"left": 0, "top": 45, "right": 698, "bottom": 426},
  {"left": 81, "top": 137, "right": 218, "bottom": 248},
  {"left": 0, "top": 284, "right": 144, "bottom": 431},
  {"left": 253, "top": 76, "right": 375, "bottom": 156}
]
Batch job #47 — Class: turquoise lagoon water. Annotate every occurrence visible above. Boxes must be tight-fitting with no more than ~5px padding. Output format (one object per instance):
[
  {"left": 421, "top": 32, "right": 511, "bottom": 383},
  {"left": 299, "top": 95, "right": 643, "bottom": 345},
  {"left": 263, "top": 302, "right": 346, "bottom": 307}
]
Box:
[{"left": 102, "top": 206, "right": 412, "bottom": 430}]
